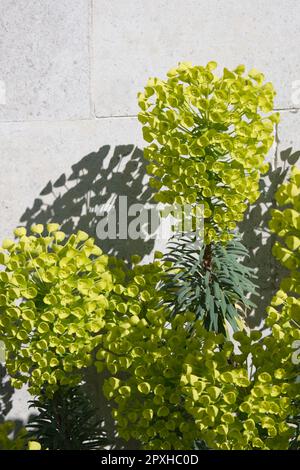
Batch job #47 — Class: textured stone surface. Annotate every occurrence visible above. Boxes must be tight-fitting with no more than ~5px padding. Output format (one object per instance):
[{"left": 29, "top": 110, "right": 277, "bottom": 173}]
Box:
[
  {"left": 0, "top": 0, "right": 90, "bottom": 121},
  {"left": 92, "top": 0, "right": 300, "bottom": 117},
  {"left": 277, "top": 110, "right": 300, "bottom": 157}
]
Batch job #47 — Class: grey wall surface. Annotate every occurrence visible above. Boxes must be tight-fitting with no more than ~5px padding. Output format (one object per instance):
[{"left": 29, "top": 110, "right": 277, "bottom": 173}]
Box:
[{"left": 0, "top": 0, "right": 300, "bottom": 428}]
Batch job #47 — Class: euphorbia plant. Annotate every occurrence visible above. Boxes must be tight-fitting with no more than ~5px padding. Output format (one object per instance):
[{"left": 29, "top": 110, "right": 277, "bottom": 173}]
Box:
[
  {"left": 137, "top": 62, "right": 278, "bottom": 333},
  {"left": 138, "top": 61, "right": 279, "bottom": 244},
  {"left": 0, "top": 224, "right": 169, "bottom": 397},
  {"left": 0, "top": 224, "right": 114, "bottom": 396},
  {"left": 0, "top": 62, "right": 298, "bottom": 452},
  {"left": 163, "top": 236, "right": 257, "bottom": 334},
  {"left": 269, "top": 165, "right": 300, "bottom": 276},
  {"left": 94, "top": 64, "right": 298, "bottom": 450},
  {"left": 98, "top": 295, "right": 299, "bottom": 450},
  {"left": 97, "top": 167, "right": 300, "bottom": 449}
]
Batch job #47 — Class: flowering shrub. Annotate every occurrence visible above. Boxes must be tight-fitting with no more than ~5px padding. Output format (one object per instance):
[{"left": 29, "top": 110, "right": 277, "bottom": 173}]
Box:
[
  {"left": 0, "top": 224, "right": 114, "bottom": 396},
  {"left": 138, "top": 62, "right": 279, "bottom": 243},
  {"left": 98, "top": 300, "right": 299, "bottom": 450},
  {"left": 0, "top": 224, "right": 168, "bottom": 398},
  {"left": 0, "top": 63, "right": 298, "bottom": 451},
  {"left": 96, "top": 168, "right": 300, "bottom": 451}
]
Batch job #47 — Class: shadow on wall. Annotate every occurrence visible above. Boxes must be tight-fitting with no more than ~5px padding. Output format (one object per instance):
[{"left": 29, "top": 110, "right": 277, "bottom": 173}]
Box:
[
  {"left": 20, "top": 144, "right": 156, "bottom": 262},
  {"left": 0, "top": 364, "right": 13, "bottom": 423},
  {"left": 0, "top": 363, "right": 26, "bottom": 438},
  {"left": 239, "top": 146, "right": 300, "bottom": 328}
]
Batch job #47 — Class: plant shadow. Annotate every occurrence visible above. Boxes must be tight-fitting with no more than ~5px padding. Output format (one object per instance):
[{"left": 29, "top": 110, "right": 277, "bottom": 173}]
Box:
[
  {"left": 0, "top": 364, "right": 13, "bottom": 423},
  {"left": 20, "top": 144, "right": 156, "bottom": 262}
]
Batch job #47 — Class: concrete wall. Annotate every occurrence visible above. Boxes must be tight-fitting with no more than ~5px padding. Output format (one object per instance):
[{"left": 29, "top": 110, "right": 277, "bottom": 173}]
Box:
[{"left": 1, "top": 0, "right": 300, "bottom": 427}]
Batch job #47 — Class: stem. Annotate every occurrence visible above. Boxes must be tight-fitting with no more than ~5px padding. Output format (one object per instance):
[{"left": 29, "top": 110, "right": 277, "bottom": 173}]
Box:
[{"left": 203, "top": 243, "right": 212, "bottom": 271}]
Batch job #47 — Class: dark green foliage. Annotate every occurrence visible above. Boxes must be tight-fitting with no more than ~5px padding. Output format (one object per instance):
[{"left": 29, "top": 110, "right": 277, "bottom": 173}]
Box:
[
  {"left": 0, "top": 421, "right": 28, "bottom": 450},
  {"left": 288, "top": 401, "right": 300, "bottom": 449},
  {"left": 163, "top": 235, "right": 257, "bottom": 334},
  {"left": 193, "top": 439, "right": 210, "bottom": 450},
  {"left": 27, "top": 385, "right": 109, "bottom": 450}
]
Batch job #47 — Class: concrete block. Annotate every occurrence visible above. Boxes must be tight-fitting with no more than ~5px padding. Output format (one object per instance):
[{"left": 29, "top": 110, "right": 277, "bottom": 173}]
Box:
[
  {"left": 0, "top": 0, "right": 90, "bottom": 121},
  {"left": 92, "top": 0, "right": 300, "bottom": 117}
]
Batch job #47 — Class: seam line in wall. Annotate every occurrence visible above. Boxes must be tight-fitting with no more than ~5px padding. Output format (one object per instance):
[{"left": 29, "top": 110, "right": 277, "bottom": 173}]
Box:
[
  {"left": 89, "top": 0, "right": 95, "bottom": 119},
  {"left": 0, "top": 108, "right": 299, "bottom": 125}
]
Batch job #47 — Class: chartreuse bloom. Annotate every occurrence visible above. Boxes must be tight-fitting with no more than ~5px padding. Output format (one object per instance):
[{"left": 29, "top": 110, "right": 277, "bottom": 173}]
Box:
[
  {"left": 267, "top": 165, "right": 300, "bottom": 370},
  {"left": 94, "top": 251, "right": 170, "bottom": 377},
  {"left": 0, "top": 224, "right": 115, "bottom": 396},
  {"left": 28, "top": 441, "right": 42, "bottom": 450},
  {"left": 138, "top": 62, "right": 279, "bottom": 243},
  {"left": 94, "top": 167, "right": 300, "bottom": 450},
  {"left": 97, "top": 303, "right": 299, "bottom": 450},
  {"left": 269, "top": 166, "right": 300, "bottom": 276},
  {"left": 92, "top": 245, "right": 299, "bottom": 450},
  {"left": 0, "top": 225, "right": 169, "bottom": 398},
  {"left": 268, "top": 166, "right": 300, "bottom": 333}
]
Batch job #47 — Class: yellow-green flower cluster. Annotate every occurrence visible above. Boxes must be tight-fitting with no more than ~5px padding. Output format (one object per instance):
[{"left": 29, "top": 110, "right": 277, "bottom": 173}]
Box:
[
  {"left": 98, "top": 305, "right": 299, "bottom": 450},
  {"left": 270, "top": 166, "right": 300, "bottom": 274},
  {"left": 268, "top": 165, "right": 300, "bottom": 351},
  {"left": 0, "top": 225, "right": 169, "bottom": 397},
  {"left": 138, "top": 62, "right": 279, "bottom": 243},
  {"left": 91, "top": 218, "right": 299, "bottom": 451},
  {"left": 94, "top": 253, "right": 169, "bottom": 376},
  {"left": 0, "top": 224, "right": 114, "bottom": 396},
  {"left": 28, "top": 441, "right": 42, "bottom": 450},
  {"left": 91, "top": 242, "right": 299, "bottom": 450}
]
